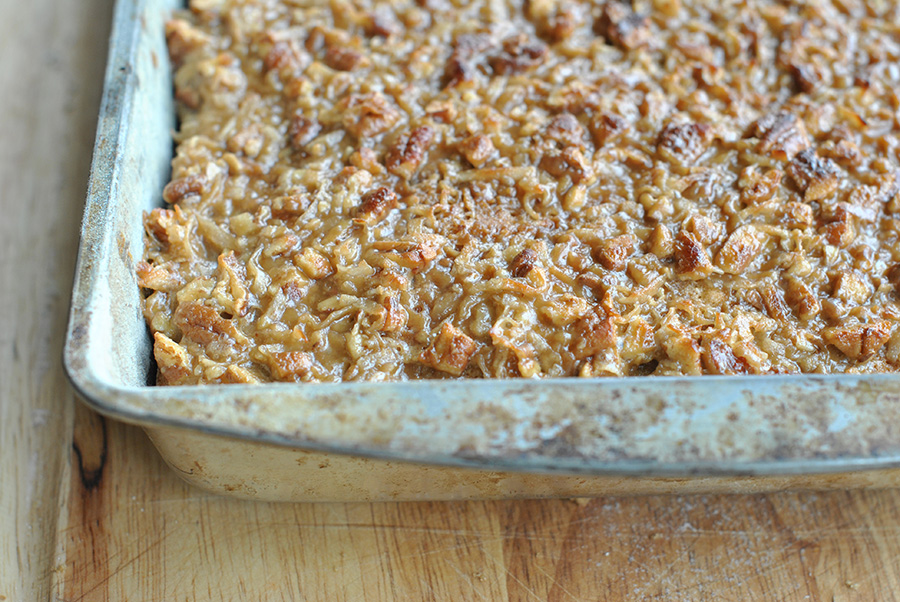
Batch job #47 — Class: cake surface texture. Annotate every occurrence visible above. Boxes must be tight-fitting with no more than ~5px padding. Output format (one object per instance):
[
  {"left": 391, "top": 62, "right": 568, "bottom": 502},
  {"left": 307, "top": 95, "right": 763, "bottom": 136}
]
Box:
[{"left": 140, "top": 0, "right": 900, "bottom": 384}]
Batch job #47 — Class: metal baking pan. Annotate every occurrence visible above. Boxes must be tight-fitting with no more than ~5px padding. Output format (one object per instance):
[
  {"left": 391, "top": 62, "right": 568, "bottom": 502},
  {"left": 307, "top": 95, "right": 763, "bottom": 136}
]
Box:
[{"left": 64, "top": 0, "right": 900, "bottom": 501}]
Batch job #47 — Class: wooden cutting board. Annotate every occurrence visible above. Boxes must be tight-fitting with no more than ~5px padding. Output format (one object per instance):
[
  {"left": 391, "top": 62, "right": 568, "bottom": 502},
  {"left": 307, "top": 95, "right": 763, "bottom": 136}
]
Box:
[
  {"left": 48, "top": 405, "right": 900, "bottom": 601},
  {"left": 4, "top": 0, "right": 900, "bottom": 600}
]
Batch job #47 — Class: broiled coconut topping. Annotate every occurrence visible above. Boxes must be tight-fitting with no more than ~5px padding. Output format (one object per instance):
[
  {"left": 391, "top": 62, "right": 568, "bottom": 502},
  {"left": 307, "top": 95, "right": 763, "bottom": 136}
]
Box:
[{"left": 140, "top": 0, "right": 900, "bottom": 384}]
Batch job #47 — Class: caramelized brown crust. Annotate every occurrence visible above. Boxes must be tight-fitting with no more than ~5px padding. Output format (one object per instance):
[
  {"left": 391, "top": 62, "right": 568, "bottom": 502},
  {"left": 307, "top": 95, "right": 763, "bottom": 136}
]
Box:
[{"left": 141, "top": 0, "right": 900, "bottom": 384}]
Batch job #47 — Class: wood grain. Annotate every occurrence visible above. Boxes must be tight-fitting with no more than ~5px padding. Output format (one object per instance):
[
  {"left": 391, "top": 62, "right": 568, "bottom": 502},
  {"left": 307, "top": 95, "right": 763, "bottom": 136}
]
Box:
[
  {"left": 53, "top": 418, "right": 900, "bottom": 601},
  {"left": 0, "top": 0, "right": 113, "bottom": 598},
  {"left": 3, "top": 0, "right": 900, "bottom": 600}
]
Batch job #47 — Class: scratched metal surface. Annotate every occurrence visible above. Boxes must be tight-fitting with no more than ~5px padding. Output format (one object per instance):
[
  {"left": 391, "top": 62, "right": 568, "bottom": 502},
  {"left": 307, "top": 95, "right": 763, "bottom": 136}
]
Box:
[{"left": 64, "top": 0, "right": 900, "bottom": 498}]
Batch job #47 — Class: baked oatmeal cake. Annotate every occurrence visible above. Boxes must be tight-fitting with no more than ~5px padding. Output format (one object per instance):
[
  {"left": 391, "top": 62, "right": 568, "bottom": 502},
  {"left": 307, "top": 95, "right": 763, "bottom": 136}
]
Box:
[{"left": 139, "top": 0, "right": 900, "bottom": 384}]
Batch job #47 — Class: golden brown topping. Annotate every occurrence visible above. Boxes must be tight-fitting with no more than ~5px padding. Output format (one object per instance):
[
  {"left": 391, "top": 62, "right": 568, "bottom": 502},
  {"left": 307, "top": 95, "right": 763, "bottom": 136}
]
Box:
[
  {"left": 622, "top": 148, "right": 652, "bottom": 170},
  {"left": 741, "top": 169, "right": 782, "bottom": 205},
  {"left": 294, "top": 247, "right": 334, "bottom": 279},
  {"left": 595, "top": 2, "right": 650, "bottom": 50},
  {"left": 365, "top": 9, "right": 400, "bottom": 37},
  {"left": 349, "top": 147, "right": 385, "bottom": 174},
  {"left": 488, "top": 318, "right": 539, "bottom": 375},
  {"left": 419, "top": 323, "right": 479, "bottom": 376},
  {"left": 621, "top": 318, "right": 655, "bottom": 362},
  {"left": 823, "top": 322, "right": 892, "bottom": 361},
  {"left": 288, "top": 113, "right": 321, "bottom": 149},
  {"left": 546, "top": 113, "right": 585, "bottom": 147},
  {"left": 716, "top": 226, "right": 761, "bottom": 274},
  {"left": 659, "top": 319, "right": 702, "bottom": 375},
  {"left": 376, "top": 269, "right": 409, "bottom": 291},
  {"left": 214, "top": 251, "right": 249, "bottom": 317},
  {"left": 648, "top": 225, "right": 674, "bottom": 258},
  {"left": 425, "top": 100, "right": 457, "bottom": 123},
  {"left": 595, "top": 235, "right": 636, "bottom": 271},
  {"left": 354, "top": 187, "right": 398, "bottom": 224},
  {"left": 701, "top": 338, "right": 750, "bottom": 375},
  {"left": 509, "top": 248, "right": 539, "bottom": 278},
  {"left": 539, "top": 147, "right": 592, "bottom": 183},
  {"left": 261, "top": 37, "right": 305, "bottom": 73},
  {"left": 820, "top": 208, "right": 854, "bottom": 248},
  {"left": 217, "top": 365, "right": 260, "bottom": 384},
  {"left": 785, "top": 277, "right": 820, "bottom": 320},
  {"left": 488, "top": 35, "right": 548, "bottom": 75},
  {"left": 789, "top": 63, "right": 822, "bottom": 95},
  {"left": 386, "top": 126, "right": 434, "bottom": 179},
  {"left": 539, "top": 294, "right": 591, "bottom": 326},
  {"left": 137, "top": 262, "right": 183, "bottom": 292},
  {"left": 888, "top": 265, "right": 900, "bottom": 298},
  {"left": 832, "top": 270, "right": 871, "bottom": 305},
  {"left": 146, "top": 0, "right": 900, "bottom": 384},
  {"left": 174, "top": 87, "right": 201, "bottom": 110},
  {"left": 673, "top": 231, "right": 713, "bottom": 279},
  {"left": 657, "top": 123, "right": 713, "bottom": 167},
  {"left": 340, "top": 93, "right": 400, "bottom": 138},
  {"left": 752, "top": 111, "right": 810, "bottom": 161},
  {"left": 847, "top": 185, "right": 882, "bottom": 216},
  {"left": 684, "top": 214, "right": 723, "bottom": 246},
  {"left": 153, "top": 332, "right": 195, "bottom": 385},
  {"left": 379, "top": 235, "right": 442, "bottom": 271},
  {"left": 527, "top": 0, "right": 584, "bottom": 42},
  {"left": 145, "top": 208, "right": 176, "bottom": 245},
  {"left": 540, "top": 8, "right": 581, "bottom": 42},
  {"left": 324, "top": 46, "right": 368, "bottom": 71},
  {"left": 259, "top": 350, "right": 314, "bottom": 381},
  {"left": 576, "top": 272, "right": 611, "bottom": 298},
  {"left": 820, "top": 220, "right": 855, "bottom": 249},
  {"left": 589, "top": 113, "right": 627, "bottom": 147},
  {"left": 175, "top": 302, "right": 244, "bottom": 347},
  {"left": 444, "top": 33, "right": 493, "bottom": 88},
  {"left": 457, "top": 134, "right": 495, "bottom": 167},
  {"left": 264, "top": 232, "right": 299, "bottom": 257},
  {"left": 281, "top": 281, "right": 305, "bottom": 303},
  {"left": 881, "top": 173, "right": 900, "bottom": 213},
  {"left": 549, "top": 81, "right": 601, "bottom": 113},
  {"left": 759, "top": 284, "right": 792, "bottom": 321},
  {"left": 823, "top": 138, "right": 864, "bottom": 168},
  {"left": 571, "top": 310, "right": 617, "bottom": 360},
  {"left": 652, "top": 0, "right": 681, "bottom": 16},
  {"left": 778, "top": 20, "right": 829, "bottom": 94},
  {"left": 778, "top": 201, "right": 814, "bottom": 229},
  {"left": 787, "top": 149, "right": 839, "bottom": 202},
  {"left": 162, "top": 175, "right": 206, "bottom": 204},
  {"left": 271, "top": 194, "right": 313, "bottom": 220},
  {"left": 374, "top": 294, "right": 407, "bottom": 333},
  {"left": 227, "top": 126, "right": 264, "bottom": 157},
  {"left": 165, "top": 19, "right": 211, "bottom": 66}
]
